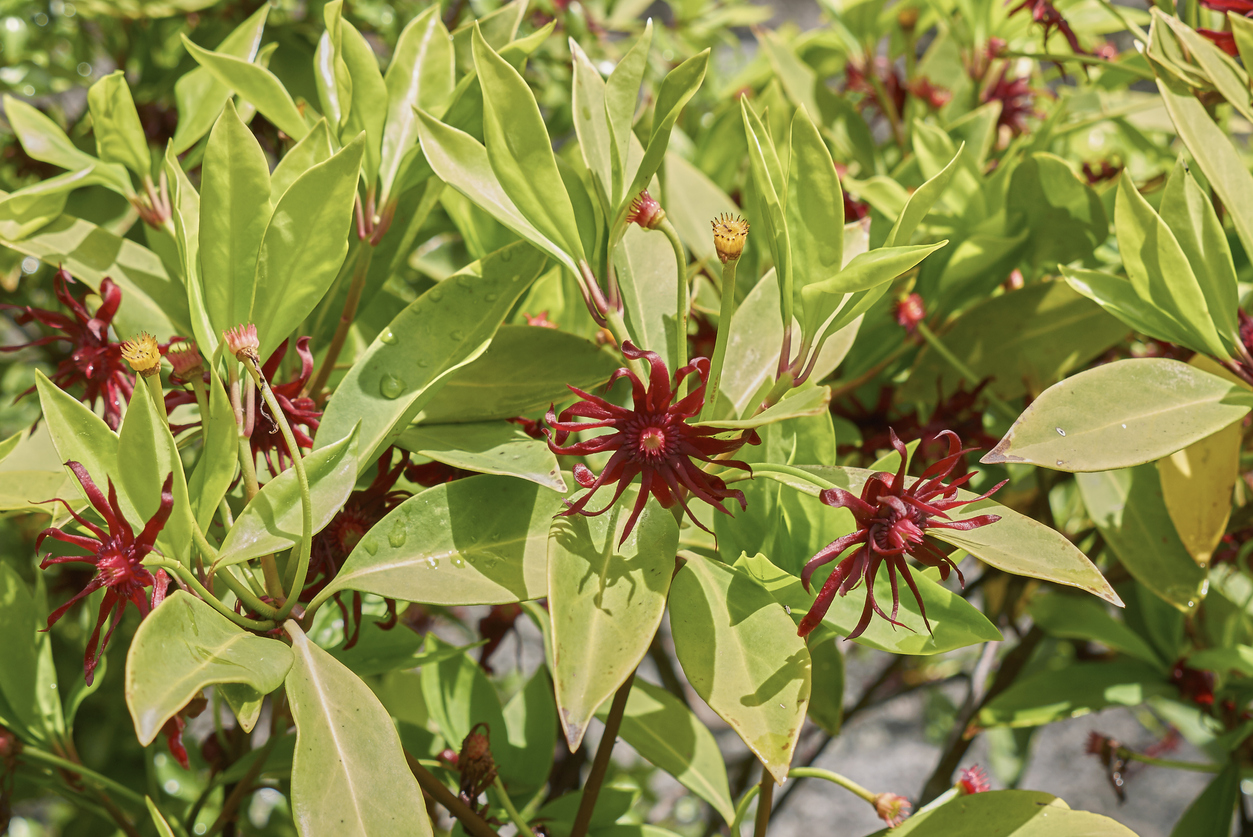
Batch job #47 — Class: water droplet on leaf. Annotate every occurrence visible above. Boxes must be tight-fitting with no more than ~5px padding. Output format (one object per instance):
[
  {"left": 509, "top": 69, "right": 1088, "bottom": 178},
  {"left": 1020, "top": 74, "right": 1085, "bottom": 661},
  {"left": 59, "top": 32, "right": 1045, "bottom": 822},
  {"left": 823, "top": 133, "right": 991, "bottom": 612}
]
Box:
[
  {"left": 379, "top": 329, "right": 397, "bottom": 345},
  {"left": 450, "top": 329, "right": 465, "bottom": 341},
  {"left": 1055, "top": 427, "right": 1066, "bottom": 436},
  {"left": 389, "top": 523, "right": 407, "bottom": 548},
  {"left": 363, "top": 538, "right": 378, "bottom": 555},
  {"left": 380, "top": 374, "right": 405, "bottom": 399}
]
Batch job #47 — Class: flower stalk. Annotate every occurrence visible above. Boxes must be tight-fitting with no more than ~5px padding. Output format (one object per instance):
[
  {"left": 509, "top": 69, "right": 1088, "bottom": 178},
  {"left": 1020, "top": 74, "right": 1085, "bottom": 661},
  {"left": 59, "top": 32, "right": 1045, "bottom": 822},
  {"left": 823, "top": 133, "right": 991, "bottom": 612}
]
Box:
[
  {"left": 307, "top": 241, "right": 373, "bottom": 400},
  {"left": 701, "top": 213, "right": 749, "bottom": 421},
  {"left": 914, "top": 322, "right": 1018, "bottom": 424},
  {"left": 658, "top": 219, "right": 690, "bottom": 393},
  {"left": 570, "top": 670, "right": 635, "bottom": 837}
]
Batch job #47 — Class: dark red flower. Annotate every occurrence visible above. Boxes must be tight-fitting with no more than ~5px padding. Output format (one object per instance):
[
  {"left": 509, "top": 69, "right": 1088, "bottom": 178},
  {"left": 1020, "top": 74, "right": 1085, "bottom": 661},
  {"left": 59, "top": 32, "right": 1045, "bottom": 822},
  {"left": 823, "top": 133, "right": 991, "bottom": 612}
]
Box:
[
  {"left": 1082, "top": 160, "right": 1123, "bottom": 184},
  {"left": 306, "top": 448, "right": 412, "bottom": 647},
  {"left": 981, "top": 67, "right": 1041, "bottom": 135},
  {"left": 626, "top": 190, "right": 666, "bottom": 230},
  {"left": 2, "top": 269, "right": 133, "bottom": 430},
  {"left": 1008, "top": 0, "right": 1087, "bottom": 54},
  {"left": 545, "top": 342, "right": 757, "bottom": 544},
  {"left": 524, "top": 310, "right": 558, "bottom": 329},
  {"left": 844, "top": 192, "right": 870, "bottom": 222},
  {"left": 894, "top": 293, "right": 926, "bottom": 333},
  {"left": 1170, "top": 660, "right": 1216, "bottom": 707},
  {"left": 958, "top": 765, "right": 991, "bottom": 794},
  {"left": 798, "top": 430, "right": 1005, "bottom": 639},
  {"left": 1085, "top": 732, "right": 1126, "bottom": 801},
  {"left": 478, "top": 603, "right": 523, "bottom": 673},
  {"left": 908, "top": 77, "right": 952, "bottom": 109},
  {"left": 508, "top": 416, "right": 547, "bottom": 441},
  {"left": 1198, "top": 28, "right": 1239, "bottom": 56},
  {"left": 37, "top": 461, "right": 174, "bottom": 683},
  {"left": 1200, "top": 0, "right": 1253, "bottom": 13},
  {"left": 406, "top": 459, "right": 474, "bottom": 487},
  {"left": 845, "top": 58, "right": 907, "bottom": 119}
]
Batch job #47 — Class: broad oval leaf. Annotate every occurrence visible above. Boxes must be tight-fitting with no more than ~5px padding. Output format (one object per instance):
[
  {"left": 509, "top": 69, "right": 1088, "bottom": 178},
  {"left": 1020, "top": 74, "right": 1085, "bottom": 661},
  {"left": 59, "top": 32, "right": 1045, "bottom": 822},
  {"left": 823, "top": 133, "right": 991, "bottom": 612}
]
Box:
[
  {"left": 549, "top": 494, "right": 678, "bottom": 750},
  {"left": 117, "top": 382, "right": 195, "bottom": 565},
  {"left": 284, "top": 622, "right": 432, "bottom": 837},
  {"left": 125, "top": 591, "right": 292, "bottom": 744},
  {"left": 214, "top": 428, "right": 359, "bottom": 568},
  {"left": 873, "top": 789, "right": 1141, "bottom": 837},
  {"left": 314, "top": 474, "right": 563, "bottom": 607},
  {"left": 1029, "top": 594, "right": 1164, "bottom": 667},
  {"left": 669, "top": 553, "right": 810, "bottom": 784},
  {"left": 977, "top": 659, "right": 1172, "bottom": 728},
  {"left": 87, "top": 71, "right": 151, "bottom": 178},
  {"left": 182, "top": 36, "right": 310, "bottom": 141},
  {"left": 397, "top": 421, "right": 566, "bottom": 491},
  {"left": 982, "top": 359, "right": 1253, "bottom": 472},
  {"left": 318, "top": 241, "right": 546, "bottom": 469}
]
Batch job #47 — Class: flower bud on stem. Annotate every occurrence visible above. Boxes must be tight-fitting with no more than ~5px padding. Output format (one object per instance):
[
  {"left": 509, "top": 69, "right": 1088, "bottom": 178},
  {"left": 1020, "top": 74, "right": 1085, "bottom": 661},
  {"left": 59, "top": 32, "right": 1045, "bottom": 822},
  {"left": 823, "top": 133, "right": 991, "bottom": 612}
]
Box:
[{"left": 699, "top": 255, "right": 740, "bottom": 422}]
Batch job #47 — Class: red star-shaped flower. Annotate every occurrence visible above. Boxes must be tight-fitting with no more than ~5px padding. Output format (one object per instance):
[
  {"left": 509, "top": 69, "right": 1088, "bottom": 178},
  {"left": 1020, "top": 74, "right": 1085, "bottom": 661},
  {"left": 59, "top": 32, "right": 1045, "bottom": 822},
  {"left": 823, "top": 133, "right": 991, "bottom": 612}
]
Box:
[
  {"left": 1008, "top": 0, "right": 1087, "bottom": 54},
  {"left": 798, "top": 429, "right": 1005, "bottom": 639},
  {"left": 37, "top": 461, "right": 173, "bottom": 683},
  {"left": 982, "top": 67, "right": 1041, "bottom": 135},
  {"left": 2, "top": 269, "right": 133, "bottom": 430},
  {"left": 545, "top": 342, "right": 757, "bottom": 544}
]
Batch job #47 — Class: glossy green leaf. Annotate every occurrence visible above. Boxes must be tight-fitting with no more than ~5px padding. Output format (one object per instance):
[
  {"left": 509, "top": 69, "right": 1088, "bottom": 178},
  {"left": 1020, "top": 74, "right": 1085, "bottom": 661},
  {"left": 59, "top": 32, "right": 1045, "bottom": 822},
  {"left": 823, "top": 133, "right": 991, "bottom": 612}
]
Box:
[
  {"left": 1006, "top": 153, "right": 1108, "bottom": 271},
  {"left": 977, "top": 659, "right": 1173, "bottom": 728},
  {"left": 87, "top": 71, "right": 151, "bottom": 178},
  {"left": 1115, "top": 170, "right": 1225, "bottom": 357},
  {"left": 34, "top": 371, "right": 129, "bottom": 518},
  {"left": 1077, "top": 465, "right": 1207, "bottom": 611},
  {"left": 1170, "top": 761, "right": 1240, "bottom": 837},
  {"left": 398, "top": 421, "right": 565, "bottom": 491},
  {"left": 873, "top": 789, "right": 1140, "bottom": 836},
  {"left": 982, "top": 359, "right": 1253, "bottom": 472},
  {"left": 416, "top": 110, "right": 579, "bottom": 276},
  {"left": 785, "top": 107, "right": 843, "bottom": 328},
  {"left": 602, "top": 678, "right": 736, "bottom": 824},
  {"left": 571, "top": 40, "right": 614, "bottom": 206},
  {"left": 319, "top": 242, "right": 546, "bottom": 469},
  {"left": 252, "top": 135, "right": 363, "bottom": 361},
  {"left": 790, "top": 466, "right": 1122, "bottom": 606},
  {"left": 146, "top": 798, "right": 177, "bottom": 837},
  {"left": 0, "top": 563, "right": 41, "bottom": 740},
  {"left": 549, "top": 492, "right": 678, "bottom": 749},
  {"left": 337, "top": 16, "right": 386, "bottom": 184},
  {"left": 164, "top": 145, "right": 213, "bottom": 352},
  {"left": 324, "top": 616, "right": 479, "bottom": 677},
  {"left": 270, "top": 119, "right": 334, "bottom": 202},
  {"left": 807, "top": 638, "right": 843, "bottom": 735},
  {"left": 0, "top": 424, "right": 77, "bottom": 514},
  {"left": 187, "top": 368, "right": 237, "bottom": 533},
  {"left": 742, "top": 98, "right": 791, "bottom": 327},
  {"left": 182, "top": 36, "right": 310, "bottom": 141},
  {"left": 604, "top": 22, "right": 652, "bottom": 206},
  {"left": 285, "top": 621, "right": 432, "bottom": 837},
  {"left": 125, "top": 591, "right": 291, "bottom": 745},
  {"left": 670, "top": 553, "right": 809, "bottom": 784},
  {"left": 886, "top": 146, "right": 962, "bottom": 247},
  {"left": 117, "top": 379, "right": 195, "bottom": 564},
  {"left": 0, "top": 169, "right": 90, "bottom": 240},
  {"left": 417, "top": 325, "right": 620, "bottom": 424},
  {"left": 502, "top": 666, "right": 558, "bottom": 794},
  {"left": 1062, "top": 266, "right": 1196, "bottom": 349},
  {"left": 3, "top": 95, "right": 132, "bottom": 194},
  {"left": 663, "top": 152, "right": 738, "bottom": 266},
  {"left": 695, "top": 384, "right": 830, "bottom": 430},
  {"left": 199, "top": 100, "right": 272, "bottom": 338},
  {"left": 171, "top": 5, "right": 268, "bottom": 154},
  {"left": 902, "top": 281, "right": 1129, "bottom": 403},
  {"left": 474, "top": 26, "right": 585, "bottom": 263},
  {"left": 615, "top": 224, "right": 678, "bottom": 372},
  {"left": 1029, "top": 594, "right": 1164, "bottom": 667},
  {"left": 624, "top": 49, "right": 709, "bottom": 213},
  {"left": 380, "top": 7, "right": 454, "bottom": 205},
  {"left": 214, "top": 429, "right": 359, "bottom": 568},
  {"left": 736, "top": 552, "right": 1001, "bottom": 655},
  {"left": 314, "top": 2, "right": 351, "bottom": 130},
  {"left": 314, "top": 474, "right": 563, "bottom": 607},
  {"left": 1159, "top": 391, "right": 1241, "bottom": 567}
]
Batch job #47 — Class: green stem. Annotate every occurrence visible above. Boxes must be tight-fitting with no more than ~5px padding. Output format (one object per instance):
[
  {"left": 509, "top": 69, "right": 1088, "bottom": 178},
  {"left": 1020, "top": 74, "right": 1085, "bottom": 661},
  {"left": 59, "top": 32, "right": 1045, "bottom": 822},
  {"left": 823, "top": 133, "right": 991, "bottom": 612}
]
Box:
[
  {"left": 915, "top": 322, "right": 1018, "bottom": 424},
  {"left": 191, "top": 524, "right": 277, "bottom": 618},
  {"left": 22, "top": 746, "right": 146, "bottom": 809},
  {"left": 866, "top": 67, "right": 907, "bottom": 148},
  {"left": 571, "top": 670, "right": 635, "bottom": 837},
  {"left": 405, "top": 752, "right": 502, "bottom": 837},
  {"left": 150, "top": 559, "right": 277, "bottom": 631},
  {"left": 751, "top": 463, "right": 837, "bottom": 492},
  {"left": 753, "top": 768, "right": 774, "bottom": 837},
  {"left": 307, "top": 242, "right": 373, "bottom": 399},
  {"left": 786, "top": 768, "right": 878, "bottom": 805},
  {"left": 658, "top": 219, "right": 690, "bottom": 390},
  {"left": 604, "top": 308, "right": 648, "bottom": 380},
  {"left": 731, "top": 784, "right": 760, "bottom": 835},
  {"left": 1001, "top": 50, "right": 1156, "bottom": 80},
  {"left": 243, "top": 360, "right": 312, "bottom": 621},
  {"left": 492, "top": 776, "right": 537, "bottom": 837},
  {"left": 141, "top": 373, "right": 168, "bottom": 425},
  {"left": 1118, "top": 749, "right": 1223, "bottom": 774},
  {"left": 700, "top": 257, "right": 740, "bottom": 422}
]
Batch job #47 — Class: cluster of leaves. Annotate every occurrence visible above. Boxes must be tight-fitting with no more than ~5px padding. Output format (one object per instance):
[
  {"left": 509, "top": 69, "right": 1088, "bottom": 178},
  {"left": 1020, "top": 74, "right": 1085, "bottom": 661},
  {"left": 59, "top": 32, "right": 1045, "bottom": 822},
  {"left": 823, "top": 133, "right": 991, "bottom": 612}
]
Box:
[{"left": 2, "top": 0, "right": 1253, "bottom": 835}]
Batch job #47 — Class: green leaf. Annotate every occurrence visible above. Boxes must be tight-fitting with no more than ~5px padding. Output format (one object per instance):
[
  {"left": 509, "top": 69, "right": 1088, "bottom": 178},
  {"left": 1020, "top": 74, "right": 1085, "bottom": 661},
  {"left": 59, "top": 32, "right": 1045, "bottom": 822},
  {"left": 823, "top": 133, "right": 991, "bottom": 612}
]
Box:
[
  {"left": 171, "top": 4, "right": 268, "bottom": 154},
  {"left": 146, "top": 798, "right": 177, "bottom": 837},
  {"left": 1006, "top": 153, "right": 1108, "bottom": 272},
  {"left": 876, "top": 789, "right": 1141, "bottom": 836},
  {"left": 270, "top": 119, "right": 334, "bottom": 202},
  {"left": 982, "top": 359, "right": 1253, "bottom": 472},
  {"left": 397, "top": 421, "right": 565, "bottom": 491},
  {"left": 214, "top": 429, "right": 359, "bottom": 568},
  {"left": 695, "top": 384, "right": 831, "bottom": 430},
  {"left": 977, "top": 659, "right": 1173, "bottom": 728},
  {"left": 615, "top": 225, "right": 678, "bottom": 372},
  {"left": 901, "top": 281, "right": 1129, "bottom": 404},
  {"left": 601, "top": 679, "right": 736, "bottom": 824},
  {"left": 337, "top": 17, "right": 387, "bottom": 185},
  {"left": 1062, "top": 266, "right": 1197, "bottom": 349},
  {"left": 418, "top": 325, "right": 619, "bottom": 424},
  {"left": 0, "top": 563, "right": 41, "bottom": 740},
  {"left": 789, "top": 466, "right": 1123, "bottom": 606},
  {"left": 502, "top": 666, "right": 558, "bottom": 794},
  {"left": 318, "top": 241, "right": 546, "bottom": 469},
  {"left": 314, "top": 2, "right": 351, "bottom": 131},
  {"left": 571, "top": 40, "right": 614, "bottom": 207},
  {"left": 473, "top": 26, "right": 585, "bottom": 263},
  {"left": 416, "top": 110, "right": 580, "bottom": 276},
  {"left": 549, "top": 491, "right": 678, "bottom": 749},
  {"left": 117, "top": 381, "right": 195, "bottom": 565},
  {"left": 663, "top": 152, "right": 739, "bottom": 266},
  {"left": 742, "top": 98, "right": 791, "bottom": 329},
  {"left": 0, "top": 169, "right": 90, "bottom": 240},
  {"left": 182, "top": 35, "right": 310, "bottom": 141},
  {"left": 670, "top": 553, "right": 809, "bottom": 784},
  {"left": 164, "top": 145, "right": 212, "bottom": 352},
  {"left": 314, "top": 474, "right": 563, "bottom": 607},
  {"left": 604, "top": 22, "right": 652, "bottom": 207},
  {"left": 251, "top": 135, "right": 363, "bottom": 361},
  {"left": 199, "top": 100, "right": 272, "bottom": 338},
  {"left": 624, "top": 49, "right": 709, "bottom": 213},
  {"left": 87, "top": 71, "right": 151, "bottom": 178},
  {"left": 34, "top": 371, "right": 128, "bottom": 517},
  {"left": 807, "top": 638, "right": 843, "bottom": 735},
  {"left": 125, "top": 591, "right": 291, "bottom": 745},
  {"left": 1114, "top": 170, "right": 1225, "bottom": 357},
  {"left": 187, "top": 368, "right": 238, "bottom": 533},
  {"left": 736, "top": 552, "right": 1001, "bottom": 655},
  {"left": 324, "top": 616, "right": 479, "bottom": 678},
  {"left": 285, "top": 622, "right": 432, "bottom": 837},
  {"left": 3, "top": 95, "right": 132, "bottom": 194},
  {"left": 380, "top": 7, "right": 454, "bottom": 205},
  {"left": 785, "top": 108, "right": 843, "bottom": 330},
  {"left": 1029, "top": 594, "right": 1164, "bottom": 667},
  {"left": 1170, "top": 762, "right": 1240, "bottom": 837},
  {"left": 1076, "top": 465, "right": 1207, "bottom": 612},
  {"left": 886, "top": 146, "right": 962, "bottom": 247}
]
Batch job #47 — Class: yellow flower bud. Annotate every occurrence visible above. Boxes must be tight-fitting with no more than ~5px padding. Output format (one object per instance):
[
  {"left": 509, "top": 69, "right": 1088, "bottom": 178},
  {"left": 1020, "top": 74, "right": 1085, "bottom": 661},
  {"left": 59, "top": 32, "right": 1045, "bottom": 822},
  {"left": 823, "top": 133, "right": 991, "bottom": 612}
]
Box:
[
  {"left": 121, "top": 333, "right": 161, "bottom": 378},
  {"left": 711, "top": 213, "right": 749, "bottom": 263}
]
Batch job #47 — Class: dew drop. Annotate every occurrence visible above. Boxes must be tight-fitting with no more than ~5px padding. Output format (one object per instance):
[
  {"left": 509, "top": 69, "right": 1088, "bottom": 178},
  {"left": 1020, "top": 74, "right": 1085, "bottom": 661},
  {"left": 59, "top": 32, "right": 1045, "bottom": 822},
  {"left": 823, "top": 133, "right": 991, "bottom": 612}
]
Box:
[
  {"left": 363, "top": 538, "right": 379, "bottom": 555},
  {"left": 500, "top": 248, "right": 514, "bottom": 262},
  {"left": 1056, "top": 460, "right": 1064, "bottom": 466},
  {"left": 424, "top": 556, "right": 439, "bottom": 569},
  {"left": 581, "top": 106, "right": 592, "bottom": 119},
  {"left": 379, "top": 329, "right": 398, "bottom": 345},
  {"left": 379, "top": 374, "right": 406, "bottom": 399},
  {"left": 417, "top": 358, "right": 430, "bottom": 368},
  {"left": 1055, "top": 427, "right": 1066, "bottom": 436},
  {"left": 450, "top": 329, "right": 465, "bottom": 341},
  {"left": 1121, "top": 423, "right": 1127, "bottom": 429},
  {"left": 457, "top": 276, "right": 473, "bottom": 288},
  {"left": 485, "top": 293, "right": 499, "bottom": 302},
  {"left": 784, "top": 605, "right": 791, "bottom": 615},
  {"left": 429, "top": 288, "right": 444, "bottom": 302},
  {"left": 451, "top": 555, "right": 466, "bottom": 569},
  {"left": 388, "top": 523, "right": 408, "bottom": 548}
]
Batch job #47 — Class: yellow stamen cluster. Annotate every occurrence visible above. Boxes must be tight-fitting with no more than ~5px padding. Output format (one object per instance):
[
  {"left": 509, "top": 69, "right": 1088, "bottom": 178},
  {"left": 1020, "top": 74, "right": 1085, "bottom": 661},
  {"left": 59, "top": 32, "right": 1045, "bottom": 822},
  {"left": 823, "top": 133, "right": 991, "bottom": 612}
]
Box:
[
  {"left": 711, "top": 213, "right": 749, "bottom": 263},
  {"left": 120, "top": 333, "right": 161, "bottom": 377}
]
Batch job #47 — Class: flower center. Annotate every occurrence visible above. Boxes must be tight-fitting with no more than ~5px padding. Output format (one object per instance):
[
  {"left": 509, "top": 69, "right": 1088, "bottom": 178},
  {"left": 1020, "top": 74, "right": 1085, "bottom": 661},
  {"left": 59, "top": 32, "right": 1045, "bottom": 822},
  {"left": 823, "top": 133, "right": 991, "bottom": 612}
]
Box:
[{"left": 641, "top": 427, "right": 666, "bottom": 454}]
